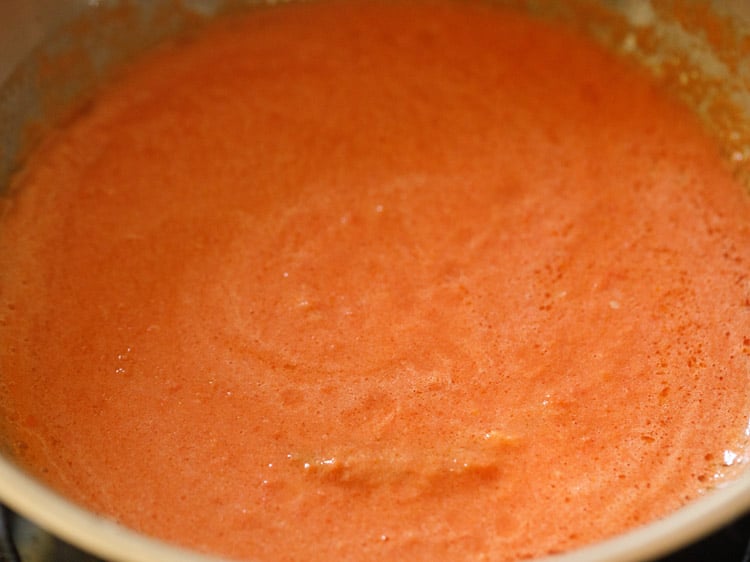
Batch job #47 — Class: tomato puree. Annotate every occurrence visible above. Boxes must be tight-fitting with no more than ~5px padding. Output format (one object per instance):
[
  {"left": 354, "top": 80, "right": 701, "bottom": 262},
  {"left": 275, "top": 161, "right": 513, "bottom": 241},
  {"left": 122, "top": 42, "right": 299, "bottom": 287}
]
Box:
[{"left": 2, "top": 1, "right": 750, "bottom": 560}]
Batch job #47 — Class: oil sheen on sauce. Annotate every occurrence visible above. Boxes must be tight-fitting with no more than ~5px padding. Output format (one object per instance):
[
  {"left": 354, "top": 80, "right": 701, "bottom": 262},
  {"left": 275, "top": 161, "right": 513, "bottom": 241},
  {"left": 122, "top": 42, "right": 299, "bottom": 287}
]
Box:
[{"left": 2, "top": 1, "right": 750, "bottom": 561}]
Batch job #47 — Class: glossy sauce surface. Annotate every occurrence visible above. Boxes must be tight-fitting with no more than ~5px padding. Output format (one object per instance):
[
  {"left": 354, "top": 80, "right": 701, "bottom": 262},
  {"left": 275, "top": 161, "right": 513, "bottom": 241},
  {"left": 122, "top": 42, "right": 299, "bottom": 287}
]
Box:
[{"left": 2, "top": 2, "right": 750, "bottom": 560}]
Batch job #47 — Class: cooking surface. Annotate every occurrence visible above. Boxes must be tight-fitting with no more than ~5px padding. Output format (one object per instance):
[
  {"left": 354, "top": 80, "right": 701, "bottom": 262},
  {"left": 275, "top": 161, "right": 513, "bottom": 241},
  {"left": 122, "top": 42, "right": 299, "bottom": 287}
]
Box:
[
  {"left": 4, "top": 2, "right": 750, "bottom": 559},
  {"left": 1, "top": 504, "right": 750, "bottom": 562},
  {"left": 4, "top": 1, "right": 750, "bottom": 560}
]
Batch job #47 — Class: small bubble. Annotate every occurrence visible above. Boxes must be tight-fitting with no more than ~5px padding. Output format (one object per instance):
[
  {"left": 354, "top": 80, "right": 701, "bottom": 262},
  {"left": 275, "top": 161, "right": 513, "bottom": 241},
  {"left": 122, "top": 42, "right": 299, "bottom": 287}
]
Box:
[
  {"left": 622, "top": 33, "right": 637, "bottom": 53},
  {"left": 724, "top": 450, "right": 740, "bottom": 466}
]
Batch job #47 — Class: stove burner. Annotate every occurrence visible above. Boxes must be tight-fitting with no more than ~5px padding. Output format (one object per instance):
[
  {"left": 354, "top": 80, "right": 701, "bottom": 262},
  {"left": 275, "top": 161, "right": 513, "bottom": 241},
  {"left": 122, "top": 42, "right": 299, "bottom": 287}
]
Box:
[
  {"left": 0, "top": 506, "right": 19, "bottom": 562},
  {"left": 2, "top": 503, "right": 750, "bottom": 562},
  {"left": 0, "top": 504, "right": 104, "bottom": 562}
]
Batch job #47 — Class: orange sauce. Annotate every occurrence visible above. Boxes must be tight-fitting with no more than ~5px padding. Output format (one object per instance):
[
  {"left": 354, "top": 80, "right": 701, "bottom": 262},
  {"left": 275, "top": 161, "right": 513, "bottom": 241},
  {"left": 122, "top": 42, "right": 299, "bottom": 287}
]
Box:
[{"left": 2, "top": 1, "right": 750, "bottom": 560}]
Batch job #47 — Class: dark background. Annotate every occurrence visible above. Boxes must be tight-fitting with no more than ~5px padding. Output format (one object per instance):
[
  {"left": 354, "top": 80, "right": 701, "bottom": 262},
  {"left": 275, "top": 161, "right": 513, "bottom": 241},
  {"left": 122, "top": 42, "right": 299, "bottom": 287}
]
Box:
[{"left": 3, "top": 504, "right": 750, "bottom": 562}]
